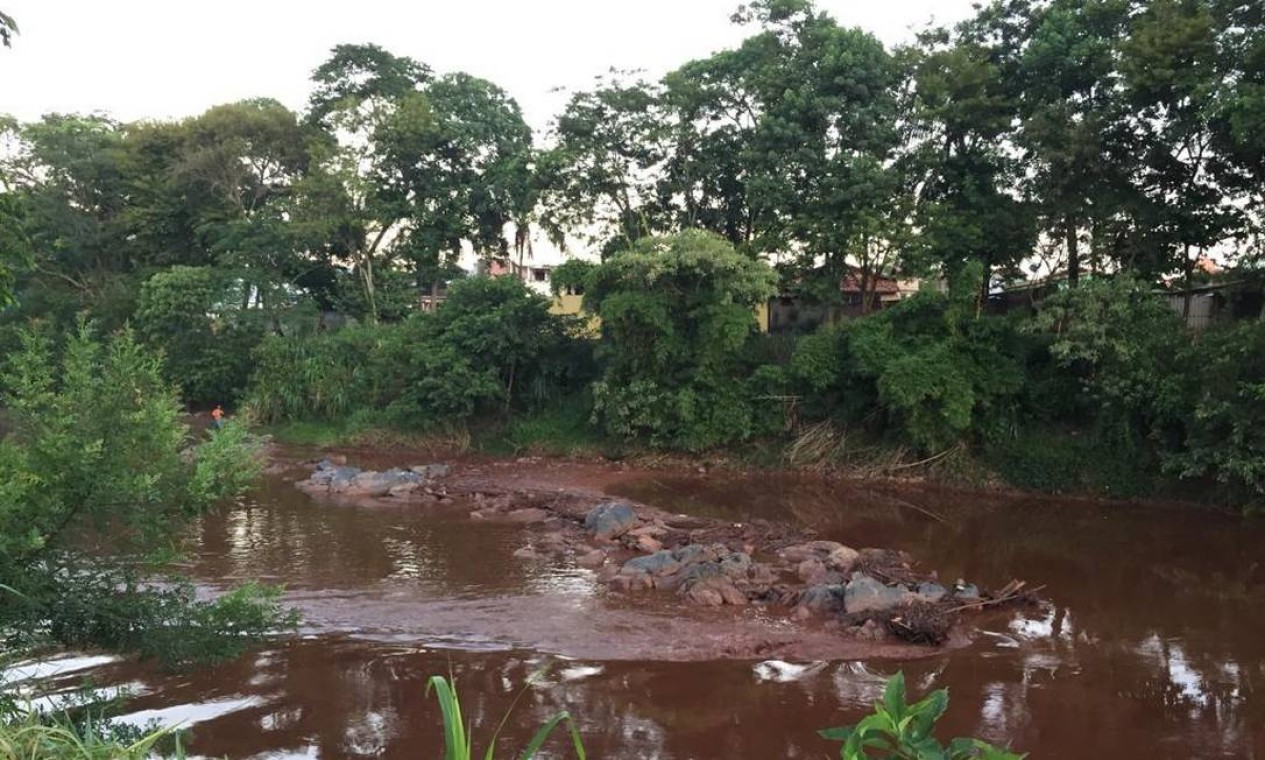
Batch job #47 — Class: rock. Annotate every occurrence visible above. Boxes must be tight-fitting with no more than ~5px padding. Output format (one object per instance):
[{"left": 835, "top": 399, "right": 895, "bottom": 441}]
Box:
[
  {"left": 513, "top": 547, "right": 542, "bottom": 560},
  {"left": 686, "top": 585, "right": 724, "bottom": 606},
  {"left": 780, "top": 540, "right": 847, "bottom": 564},
  {"left": 622, "top": 550, "right": 682, "bottom": 577},
  {"left": 916, "top": 582, "right": 948, "bottom": 603},
  {"left": 855, "top": 619, "right": 888, "bottom": 642},
  {"left": 577, "top": 550, "right": 607, "bottom": 568},
  {"left": 953, "top": 581, "right": 981, "bottom": 601},
  {"left": 844, "top": 573, "right": 912, "bottom": 614},
  {"left": 825, "top": 546, "right": 860, "bottom": 571},
  {"left": 797, "top": 558, "right": 826, "bottom": 583},
  {"left": 504, "top": 508, "right": 550, "bottom": 524},
  {"left": 673, "top": 560, "right": 723, "bottom": 587},
  {"left": 672, "top": 543, "right": 725, "bottom": 566},
  {"left": 388, "top": 483, "right": 419, "bottom": 498},
  {"left": 584, "top": 502, "right": 639, "bottom": 541},
  {"left": 683, "top": 577, "right": 747, "bottom": 607},
  {"left": 796, "top": 584, "right": 845, "bottom": 615},
  {"left": 628, "top": 524, "right": 668, "bottom": 538},
  {"left": 635, "top": 535, "right": 664, "bottom": 554},
  {"left": 719, "top": 552, "right": 752, "bottom": 578}
]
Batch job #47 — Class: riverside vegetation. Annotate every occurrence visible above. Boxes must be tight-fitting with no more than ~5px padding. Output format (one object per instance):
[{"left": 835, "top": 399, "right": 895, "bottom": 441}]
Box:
[
  {"left": 0, "top": 0, "right": 1260, "bottom": 754},
  {"left": 1, "top": 0, "right": 1261, "bottom": 510}
]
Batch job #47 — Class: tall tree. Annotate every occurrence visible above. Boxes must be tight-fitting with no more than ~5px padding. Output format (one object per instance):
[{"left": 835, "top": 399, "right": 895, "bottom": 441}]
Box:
[
  {"left": 537, "top": 72, "right": 669, "bottom": 256},
  {"left": 901, "top": 25, "right": 1035, "bottom": 298},
  {"left": 300, "top": 44, "right": 434, "bottom": 324}
]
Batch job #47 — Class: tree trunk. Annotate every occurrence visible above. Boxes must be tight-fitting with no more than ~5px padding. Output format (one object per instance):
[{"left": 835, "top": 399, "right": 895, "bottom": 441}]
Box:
[
  {"left": 1066, "top": 222, "right": 1080, "bottom": 288},
  {"left": 361, "top": 254, "right": 378, "bottom": 326},
  {"left": 1182, "top": 243, "right": 1194, "bottom": 322}
]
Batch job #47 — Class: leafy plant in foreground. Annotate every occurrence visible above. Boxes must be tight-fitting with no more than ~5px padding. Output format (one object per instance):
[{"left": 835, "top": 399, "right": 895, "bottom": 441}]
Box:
[
  {"left": 820, "top": 673, "right": 1024, "bottom": 759},
  {"left": 427, "top": 675, "right": 585, "bottom": 760}
]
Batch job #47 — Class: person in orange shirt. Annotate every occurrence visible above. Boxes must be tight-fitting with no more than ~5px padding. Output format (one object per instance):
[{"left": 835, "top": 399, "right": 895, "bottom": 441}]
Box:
[{"left": 211, "top": 405, "right": 225, "bottom": 431}]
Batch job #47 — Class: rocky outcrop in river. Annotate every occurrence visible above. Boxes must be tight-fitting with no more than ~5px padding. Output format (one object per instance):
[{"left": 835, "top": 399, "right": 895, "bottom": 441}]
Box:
[{"left": 293, "top": 460, "right": 1032, "bottom": 647}]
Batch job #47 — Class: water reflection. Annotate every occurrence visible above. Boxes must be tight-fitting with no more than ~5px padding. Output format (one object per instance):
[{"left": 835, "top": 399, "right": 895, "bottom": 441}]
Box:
[{"left": 23, "top": 469, "right": 1265, "bottom": 757}]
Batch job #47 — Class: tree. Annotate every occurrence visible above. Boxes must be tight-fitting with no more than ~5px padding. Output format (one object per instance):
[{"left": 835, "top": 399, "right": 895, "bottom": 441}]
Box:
[
  {"left": 0, "top": 10, "right": 16, "bottom": 48},
  {"left": 0, "top": 325, "right": 291, "bottom": 665},
  {"left": 135, "top": 266, "right": 265, "bottom": 407},
  {"left": 1121, "top": 0, "right": 1244, "bottom": 296},
  {"left": 900, "top": 26, "right": 1035, "bottom": 298},
  {"left": 584, "top": 230, "right": 776, "bottom": 449},
  {"left": 388, "top": 72, "right": 536, "bottom": 288},
  {"left": 300, "top": 44, "right": 434, "bottom": 324},
  {"left": 538, "top": 72, "right": 669, "bottom": 255}
]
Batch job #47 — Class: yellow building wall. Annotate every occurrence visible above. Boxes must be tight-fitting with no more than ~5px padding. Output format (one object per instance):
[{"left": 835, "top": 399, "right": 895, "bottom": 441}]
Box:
[
  {"left": 549, "top": 295, "right": 771, "bottom": 334},
  {"left": 550, "top": 294, "right": 601, "bottom": 335}
]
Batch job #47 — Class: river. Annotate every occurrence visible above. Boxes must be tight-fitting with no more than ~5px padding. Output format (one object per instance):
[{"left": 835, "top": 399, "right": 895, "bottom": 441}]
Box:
[{"left": 20, "top": 464, "right": 1265, "bottom": 758}]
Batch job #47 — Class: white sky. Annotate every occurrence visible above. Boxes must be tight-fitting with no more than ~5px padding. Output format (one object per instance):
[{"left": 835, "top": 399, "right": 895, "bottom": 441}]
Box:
[{"left": 1, "top": 0, "right": 976, "bottom": 134}]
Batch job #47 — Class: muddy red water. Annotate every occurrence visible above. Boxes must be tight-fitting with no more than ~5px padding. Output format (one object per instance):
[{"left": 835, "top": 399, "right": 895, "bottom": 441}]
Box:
[{"left": 23, "top": 463, "right": 1265, "bottom": 758}]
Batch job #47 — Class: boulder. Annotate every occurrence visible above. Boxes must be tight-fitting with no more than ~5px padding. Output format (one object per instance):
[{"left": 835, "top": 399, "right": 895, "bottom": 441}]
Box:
[
  {"left": 780, "top": 540, "right": 847, "bottom": 564},
  {"left": 797, "top": 558, "right": 825, "bottom": 583},
  {"left": 410, "top": 464, "right": 450, "bottom": 479},
  {"left": 719, "top": 552, "right": 752, "bottom": 579},
  {"left": 825, "top": 546, "right": 860, "bottom": 571},
  {"left": 635, "top": 535, "right": 664, "bottom": 554},
  {"left": 584, "top": 502, "right": 638, "bottom": 541},
  {"left": 683, "top": 576, "right": 748, "bottom": 607},
  {"left": 796, "top": 584, "right": 845, "bottom": 615},
  {"left": 916, "top": 582, "right": 948, "bottom": 603},
  {"left": 844, "top": 573, "right": 913, "bottom": 614},
  {"left": 622, "top": 550, "right": 682, "bottom": 577},
  {"left": 672, "top": 543, "right": 725, "bottom": 566}
]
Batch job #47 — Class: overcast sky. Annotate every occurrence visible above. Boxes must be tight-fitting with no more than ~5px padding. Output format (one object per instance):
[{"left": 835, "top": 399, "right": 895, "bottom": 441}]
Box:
[{"left": 2, "top": 0, "right": 976, "bottom": 134}]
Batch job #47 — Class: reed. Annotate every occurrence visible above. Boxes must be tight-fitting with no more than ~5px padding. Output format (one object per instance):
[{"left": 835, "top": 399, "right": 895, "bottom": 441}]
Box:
[{"left": 426, "top": 675, "right": 585, "bottom": 760}]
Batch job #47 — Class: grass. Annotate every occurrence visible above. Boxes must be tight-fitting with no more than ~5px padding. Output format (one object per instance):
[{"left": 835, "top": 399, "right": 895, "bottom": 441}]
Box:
[
  {"left": 427, "top": 675, "right": 585, "bottom": 760},
  {"left": 0, "top": 711, "right": 183, "bottom": 760}
]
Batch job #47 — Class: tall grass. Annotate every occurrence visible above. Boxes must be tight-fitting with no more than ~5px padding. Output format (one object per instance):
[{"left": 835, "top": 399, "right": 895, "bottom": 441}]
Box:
[
  {"left": 0, "top": 712, "right": 181, "bottom": 760},
  {"left": 427, "top": 675, "right": 585, "bottom": 760}
]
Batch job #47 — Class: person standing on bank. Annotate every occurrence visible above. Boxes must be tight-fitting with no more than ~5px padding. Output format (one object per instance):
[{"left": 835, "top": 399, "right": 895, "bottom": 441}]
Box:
[{"left": 211, "top": 404, "right": 225, "bottom": 431}]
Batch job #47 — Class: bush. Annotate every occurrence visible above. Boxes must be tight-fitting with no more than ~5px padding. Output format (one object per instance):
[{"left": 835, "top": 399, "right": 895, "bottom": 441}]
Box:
[
  {"left": 1162, "top": 322, "right": 1265, "bottom": 509},
  {"left": 0, "top": 324, "right": 293, "bottom": 665},
  {"left": 820, "top": 672, "right": 1023, "bottom": 759},
  {"left": 135, "top": 266, "right": 265, "bottom": 407},
  {"left": 789, "top": 283, "right": 1027, "bottom": 453},
  {"left": 244, "top": 276, "right": 590, "bottom": 430},
  {"left": 585, "top": 230, "right": 777, "bottom": 450}
]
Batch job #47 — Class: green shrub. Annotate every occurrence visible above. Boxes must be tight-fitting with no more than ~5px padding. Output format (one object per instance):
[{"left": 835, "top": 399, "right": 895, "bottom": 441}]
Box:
[
  {"left": 820, "top": 672, "right": 1023, "bottom": 759},
  {"left": 0, "top": 324, "right": 293, "bottom": 665},
  {"left": 585, "top": 230, "right": 777, "bottom": 450}
]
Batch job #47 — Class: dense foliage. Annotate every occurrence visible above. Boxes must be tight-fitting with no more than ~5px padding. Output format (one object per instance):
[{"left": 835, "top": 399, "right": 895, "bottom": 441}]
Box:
[
  {"left": 245, "top": 276, "right": 588, "bottom": 429},
  {"left": 0, "top": 326, "right": 292, "bottom": 666},
  {"left": 0, "top": 0, "right": 1262, "bottom": 510},
  {"left": 584, "top": 231, "right": 776, "bottom": 450}
]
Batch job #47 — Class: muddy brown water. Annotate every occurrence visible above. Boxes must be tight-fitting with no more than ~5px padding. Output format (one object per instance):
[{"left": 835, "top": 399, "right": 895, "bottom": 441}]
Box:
[{"left": 18, "top": 466, "right": 1265, "bottom": 758}]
